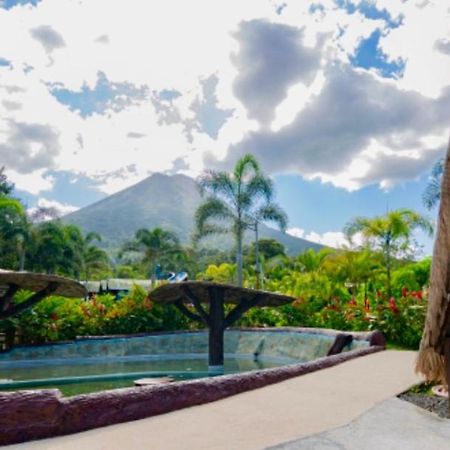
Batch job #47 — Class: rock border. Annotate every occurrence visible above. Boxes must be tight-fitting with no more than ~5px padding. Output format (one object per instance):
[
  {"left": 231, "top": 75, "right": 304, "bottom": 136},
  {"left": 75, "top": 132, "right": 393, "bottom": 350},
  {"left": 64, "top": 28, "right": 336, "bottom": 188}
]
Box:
[{"left": 0, "top": 340, "right": 383, "bottom": 446}]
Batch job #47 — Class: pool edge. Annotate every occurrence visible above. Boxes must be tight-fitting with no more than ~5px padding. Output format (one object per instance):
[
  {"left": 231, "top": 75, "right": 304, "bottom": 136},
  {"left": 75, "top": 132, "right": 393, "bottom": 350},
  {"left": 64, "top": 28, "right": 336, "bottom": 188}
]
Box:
[{"left": 0, "top": 344, "right": 383, "bottom": 446}]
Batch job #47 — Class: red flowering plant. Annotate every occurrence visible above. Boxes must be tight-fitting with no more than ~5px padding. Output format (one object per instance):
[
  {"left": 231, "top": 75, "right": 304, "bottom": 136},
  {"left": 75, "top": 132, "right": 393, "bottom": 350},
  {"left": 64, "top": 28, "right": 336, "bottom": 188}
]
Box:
[{"left": 0, "top": 285, "right": 190, "bottom": 346}]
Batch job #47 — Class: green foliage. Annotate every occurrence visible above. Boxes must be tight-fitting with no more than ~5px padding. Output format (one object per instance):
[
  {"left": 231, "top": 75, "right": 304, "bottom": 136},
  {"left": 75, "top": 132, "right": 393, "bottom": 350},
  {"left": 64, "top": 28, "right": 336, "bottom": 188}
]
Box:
[
  {"left": 114, "top": 264, "right": 145, "bottom": 279},
  {"left": 0, "top": 286, "right": 190, "bottom": 345},
  {"left": 20, "top": 221, "right": 111, "bottom": 279},
  {"left": 0, "top": 166, "right": 14, "bottom": 196},
  {"left": 195, "top": 153, "right": 287, "bottom": 286},
  {"left": 0, "top": 251, "right": 430, "bottom": 350},
  {"left": 240, "top": 254, "right": 430, "bottom": 349},
  {"left": 244, "top": 238, "right": 285, "bottom": 266},
  {"left": 344, "top": 209, "right": 433, "bottom": 296},
  {"left": 0, "top": 165, "right": 432, "bottom": 351},
  {"left": 0, "top": 197, "right": 28, "bottom": 270},
  {"left": 197, "top": 263, "right": 237, "bottom": 283},
  {"left": 120, "top": 227, "right": 185, "bottom": 283},
  {"left": 422, "top": 158, "right": 443, "bottom": 210},
  {"left": 237, "top": 306, "right": 289, "bottom": 327},
  {"left": 0, "top": 172, "right": 111, "bottom": 277}
]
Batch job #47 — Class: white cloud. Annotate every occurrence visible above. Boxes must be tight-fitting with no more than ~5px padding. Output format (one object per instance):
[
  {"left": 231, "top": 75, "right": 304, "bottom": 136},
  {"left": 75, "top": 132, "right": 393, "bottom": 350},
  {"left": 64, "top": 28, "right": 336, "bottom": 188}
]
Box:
[
  {"left": 231, "top": 19, "right": 323, "bottom": 127},
  {"left": 287, "top": 227, "right": 364, "bottom": 248},
  {"left": 30, "top": 24, "right": 65, "bottom": 54},
  {"left": 286, "top": 227, "right": 306, "bottom": 239},
  {"left": 214, "top": 63, "right": 450, "bottom": 190},
  {"left": 28, "top": 197, "right": 79, "bottom": 218},
  {"left": 0, "top": 0, "right": 448, "bottom": 197},
  {"left": 304, "top": 231, "right": 349, "bottom": 248},
  {"left": 376, "top": 0, "right": 450, "bottom": 97},
  {"left": 5, "top": 168, "right": 54, "bottom": 195}
]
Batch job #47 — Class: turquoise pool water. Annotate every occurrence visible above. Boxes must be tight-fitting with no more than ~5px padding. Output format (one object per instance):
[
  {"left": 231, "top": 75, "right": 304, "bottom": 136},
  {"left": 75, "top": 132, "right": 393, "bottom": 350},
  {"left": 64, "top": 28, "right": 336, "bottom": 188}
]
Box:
[
  {"left": 0, "top": 355, "right": 283, "bottom": 396},
  {"left": 0, "top": 330, "right": 368, "bottom": 396}
]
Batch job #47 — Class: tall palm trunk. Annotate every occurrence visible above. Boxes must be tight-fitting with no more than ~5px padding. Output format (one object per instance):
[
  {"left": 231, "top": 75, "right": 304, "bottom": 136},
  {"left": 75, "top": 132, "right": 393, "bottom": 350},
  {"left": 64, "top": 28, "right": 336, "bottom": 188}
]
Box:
[
  {"left": 416, "top": 135, "right": 450, "bottom": 382},
  {"left": 385, "top": 235, "right": 392, "bottom": 297},
  {"left": 236, "top": 225, "right": 243, "bottom": 287},
  {"left": 255, "top": 221, "right": 260, "bottom": 289},
  {"left": 151, "top": 258, "right": 157, "bottom": 288},
  {"left": 19, "top": 249, "right": 25, "bottom": 271}
]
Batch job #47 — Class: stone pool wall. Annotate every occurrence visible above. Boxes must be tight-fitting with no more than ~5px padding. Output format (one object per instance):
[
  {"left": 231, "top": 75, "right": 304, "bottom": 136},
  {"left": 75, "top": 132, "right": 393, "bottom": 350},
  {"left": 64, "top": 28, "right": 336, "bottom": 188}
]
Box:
[
  {"left": 0, "top": 328, "right": 376, "bottom": 364},
  {"left": 0, "top": 343, "right": 384, "bottom": 446}
]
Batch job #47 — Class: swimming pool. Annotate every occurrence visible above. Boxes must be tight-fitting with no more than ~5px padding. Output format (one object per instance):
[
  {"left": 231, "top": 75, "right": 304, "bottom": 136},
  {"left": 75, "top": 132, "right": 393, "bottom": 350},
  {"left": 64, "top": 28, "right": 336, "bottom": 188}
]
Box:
[
  {"left": 0, "top": 328, "right": 385, "bottom": 446},
  {"left": 0, "top": 329, "right": 370, "bottom": 395}
]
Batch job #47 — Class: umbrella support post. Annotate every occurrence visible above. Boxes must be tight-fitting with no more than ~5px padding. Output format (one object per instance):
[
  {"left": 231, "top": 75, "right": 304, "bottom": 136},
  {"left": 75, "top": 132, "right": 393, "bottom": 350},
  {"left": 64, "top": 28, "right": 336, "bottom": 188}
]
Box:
[
  {"left": 153, "top": 282, "right": 294, "bottom": 376},
  {"left": 208, "top": 286, "right": 224, "bottom": 373}
]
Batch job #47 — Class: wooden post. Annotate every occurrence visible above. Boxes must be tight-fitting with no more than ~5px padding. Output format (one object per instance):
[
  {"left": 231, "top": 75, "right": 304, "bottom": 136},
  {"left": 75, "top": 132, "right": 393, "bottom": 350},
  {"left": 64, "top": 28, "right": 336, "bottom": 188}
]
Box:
[{"left": 208, "top": 286, "right": 224, "bottom": 372}]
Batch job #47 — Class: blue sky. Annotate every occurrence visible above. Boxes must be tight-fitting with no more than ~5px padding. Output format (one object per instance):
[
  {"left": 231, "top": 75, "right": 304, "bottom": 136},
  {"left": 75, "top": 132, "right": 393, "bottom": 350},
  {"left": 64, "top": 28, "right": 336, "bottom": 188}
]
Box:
[{"left": 0, "top": 0, "right": 449, "bottom": 253}]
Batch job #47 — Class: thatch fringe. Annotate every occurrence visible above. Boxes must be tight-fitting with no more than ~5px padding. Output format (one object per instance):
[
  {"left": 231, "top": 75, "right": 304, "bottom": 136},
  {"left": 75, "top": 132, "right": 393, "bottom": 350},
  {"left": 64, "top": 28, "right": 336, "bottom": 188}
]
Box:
[{"left": 416, "top": 347, "right": 446, "bottom": 383}]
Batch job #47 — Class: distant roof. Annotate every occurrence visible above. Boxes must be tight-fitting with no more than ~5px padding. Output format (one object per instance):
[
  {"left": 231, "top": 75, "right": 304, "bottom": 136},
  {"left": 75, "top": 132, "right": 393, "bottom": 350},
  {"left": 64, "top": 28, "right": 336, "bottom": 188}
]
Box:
[
  {"left": 105, "top": 279, "right": 153, "bottom": 291},
  {"left": 81, "top": 281, "right": 101, "bottom": 293},
  {"left": 0, "top": 270, "right": 87, "bottom": 298},
  {"left": 150, "top": 281, "right": 294, "bottom": 307}
]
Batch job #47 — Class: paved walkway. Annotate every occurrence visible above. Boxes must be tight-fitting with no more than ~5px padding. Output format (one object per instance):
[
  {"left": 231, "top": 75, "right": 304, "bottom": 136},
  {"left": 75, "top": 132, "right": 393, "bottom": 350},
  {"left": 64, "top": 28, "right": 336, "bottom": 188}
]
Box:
[
  {"left": 6, "top": 351, "right": 421, "bottom": 450},
  {"left": 268, "top": 397, "right": 450, "bottom": 450}
]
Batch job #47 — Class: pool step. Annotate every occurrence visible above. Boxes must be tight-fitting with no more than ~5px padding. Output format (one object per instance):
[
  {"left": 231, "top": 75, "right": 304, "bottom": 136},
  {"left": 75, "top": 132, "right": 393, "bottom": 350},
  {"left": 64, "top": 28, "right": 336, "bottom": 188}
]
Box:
[{"left": 134, "top": 377, "right": 174, "bottom": 386}]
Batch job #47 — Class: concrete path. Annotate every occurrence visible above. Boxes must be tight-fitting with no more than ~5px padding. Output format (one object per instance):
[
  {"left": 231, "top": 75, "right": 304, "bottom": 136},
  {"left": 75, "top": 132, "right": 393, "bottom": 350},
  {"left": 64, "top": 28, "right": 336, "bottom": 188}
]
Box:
[
  {"left": 267, "top": 397, "right": 450, "bottom": 450},
  {"left": 6, "top": 351, "right": 421, "bottom": 450}
]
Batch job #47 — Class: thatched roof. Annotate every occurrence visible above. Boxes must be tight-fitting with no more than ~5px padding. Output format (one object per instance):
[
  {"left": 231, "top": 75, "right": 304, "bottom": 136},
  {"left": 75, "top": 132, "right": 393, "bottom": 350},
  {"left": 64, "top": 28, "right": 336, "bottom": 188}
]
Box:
[
  {"left": 0, "top": 270, "right": 87, "bottom": 298},
  {"left": 150, "top": 281, "right": 294, "bottom": 307}
]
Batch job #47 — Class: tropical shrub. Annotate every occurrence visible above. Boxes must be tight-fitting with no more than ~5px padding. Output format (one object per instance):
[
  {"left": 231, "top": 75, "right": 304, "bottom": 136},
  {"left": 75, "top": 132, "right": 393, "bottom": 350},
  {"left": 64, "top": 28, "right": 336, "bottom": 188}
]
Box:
[
  {"left": 197, "top": 263, "right": 238, "bottom": 284},
  {"left": 0, "top": 286, "right": 190, "bottom": 346}
]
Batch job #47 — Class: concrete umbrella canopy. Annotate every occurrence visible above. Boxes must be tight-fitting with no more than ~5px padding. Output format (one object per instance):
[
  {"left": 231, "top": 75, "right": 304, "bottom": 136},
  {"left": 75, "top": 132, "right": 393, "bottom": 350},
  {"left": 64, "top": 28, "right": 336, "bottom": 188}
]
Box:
[
  {"left": 0, "top": 270, "right": 87, "bottom": 320},
  {"left": 416, "top": 136, "right": 450, "bottom": 390},
  {"left": 150, "top": 281, "right": 294, "bottom": 372}
]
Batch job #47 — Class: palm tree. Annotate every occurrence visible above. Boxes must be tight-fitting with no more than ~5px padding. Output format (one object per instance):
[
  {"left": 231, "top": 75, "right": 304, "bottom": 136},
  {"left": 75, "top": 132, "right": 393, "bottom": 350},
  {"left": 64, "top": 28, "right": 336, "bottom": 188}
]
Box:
[
  {"left": 323, "top": 249, "right": 381, "bottom": 298},
  {"left": 416, "top": 136, "right": 450, "bottom": 383},
  {"left": 0, "top": 166, "right": 14, "bottom": 196},
  {"left": 30, "top": 221, "right": 69, "bottom": 274},
  {"left": 294, "top": 248, "right": 333, "bottom": 273},
  {"left": 0, "top": 198, "right": 29, "bottom": 270},
  {"left": 121, "top": 227, "right": 183, "bottom": 285},
  {"left": 344, "top": 209, "right": 433, "bottom": 296},
  {"left": 423, "top": 158, "right": 444, "bottom": 210},
  {"left": 80, "top": 233, "right": 110, "bottom": 280},
  {"left": 64, "top": 229, "right": 110, "bottom": 280},
  {"left": 195, "top": 154, "right": 287, "bottom": 286}
]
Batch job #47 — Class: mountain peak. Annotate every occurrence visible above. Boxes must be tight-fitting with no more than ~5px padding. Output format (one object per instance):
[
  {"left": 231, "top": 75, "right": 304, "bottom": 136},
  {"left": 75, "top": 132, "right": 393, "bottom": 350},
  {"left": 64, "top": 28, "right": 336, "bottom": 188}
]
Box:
[{"left": 64, "top": 172, "right": 323, "bottom": 255}]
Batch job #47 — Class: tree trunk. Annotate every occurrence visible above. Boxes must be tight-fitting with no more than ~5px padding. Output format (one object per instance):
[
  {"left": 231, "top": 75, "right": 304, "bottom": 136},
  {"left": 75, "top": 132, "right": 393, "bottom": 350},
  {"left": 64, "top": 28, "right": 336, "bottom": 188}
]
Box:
[
  {"left": 417, "top": 135, "right": 450, "bottom": 383},
  {"left": 385, "top": 236, "right": 392, "bottom": 298},
  {"left": 151, "top": 259, "right": 156, "bottom": 288},
  {"left": 236, "top": 225, "right": 243, "bottom": 287},
  {"left": 19, "top": 249, "right": 25, "bottom": 271},
  {"left": 255, "top": 221, "right": 260, "bottom": 289}
]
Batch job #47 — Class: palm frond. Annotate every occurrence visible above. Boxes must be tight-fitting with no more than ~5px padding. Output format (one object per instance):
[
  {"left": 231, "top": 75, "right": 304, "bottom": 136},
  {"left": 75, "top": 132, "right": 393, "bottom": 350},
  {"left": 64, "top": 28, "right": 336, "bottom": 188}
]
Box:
[
  {"left": 254, "top": 203, "right": 288, "bottom": 232},
  {"left": 195, "top": 197, "right": 234, "bottom": 239},
  {"left": 422, "top": 158, "right": 443, "bottom": 210},
  {"left": 391, "top": 209, "right": 434, "bottom": 237},
  {"left": 85, "top": 232, "right": 102, "bottom": 244},
  {"left": 245, "top": 174, "right": 274, "bottom": 203},
  {"left": 233, "top": 153, "right": 260, "bottom": 182},
  {"left": 193, "top": 223, "right": 229, "bottom": 242},
  {"left": 0, "top": 197, "right": 25, "bottom": 215},
  {"left": 343, "top": 217, "right": 366, "bottom": 239},
  {"left": 198, "top": 171, "right": 236, "bottom": 203}
]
